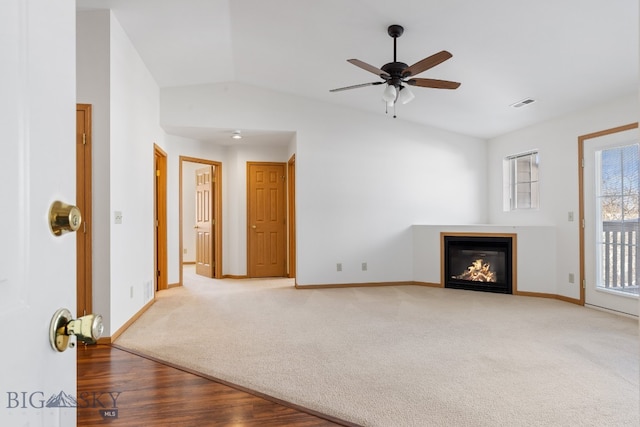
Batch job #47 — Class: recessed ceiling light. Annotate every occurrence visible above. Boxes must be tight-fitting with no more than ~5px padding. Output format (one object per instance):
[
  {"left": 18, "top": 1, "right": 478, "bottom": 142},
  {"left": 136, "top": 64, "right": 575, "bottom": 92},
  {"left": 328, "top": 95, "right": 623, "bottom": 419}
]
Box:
[
  {"left": 231, "top": 130, "right": 242, "bottom": 140},
  {"left": 510, "top": 98, "right": 536, "bottom": 108}
]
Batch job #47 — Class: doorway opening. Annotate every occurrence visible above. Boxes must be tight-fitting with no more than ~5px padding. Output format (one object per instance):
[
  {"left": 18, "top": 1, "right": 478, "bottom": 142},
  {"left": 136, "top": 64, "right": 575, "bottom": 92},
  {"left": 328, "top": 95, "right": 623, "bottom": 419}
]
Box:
[{"left": 179, "top": 156, "right": 222, "bottom": 285}]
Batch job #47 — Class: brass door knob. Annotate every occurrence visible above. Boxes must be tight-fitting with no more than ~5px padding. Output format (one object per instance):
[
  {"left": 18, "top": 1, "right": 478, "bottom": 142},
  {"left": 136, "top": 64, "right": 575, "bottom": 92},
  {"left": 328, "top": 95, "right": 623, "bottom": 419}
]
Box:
[
  {"left": 49, "top": 308, "right": 104, "bottom": 352},
  {"left": 251, "top": 225, "right": 257, "bottom": 229},
  {"left": 49, "top": 201, "right": 82, "bottom": 236}
]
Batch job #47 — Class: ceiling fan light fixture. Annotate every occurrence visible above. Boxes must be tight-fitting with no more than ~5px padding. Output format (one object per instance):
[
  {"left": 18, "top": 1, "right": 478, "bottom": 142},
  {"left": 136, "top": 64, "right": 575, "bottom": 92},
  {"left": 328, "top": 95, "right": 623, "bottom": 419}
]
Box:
[
  {"left": 398, "top": 86, "right": 415, "bottom": 105},
  {"left": 231, "top": 130, "right": 242, "bottom": 140},
  {"left": 382, "top": 84, "right": 397, "bottom": 103}
]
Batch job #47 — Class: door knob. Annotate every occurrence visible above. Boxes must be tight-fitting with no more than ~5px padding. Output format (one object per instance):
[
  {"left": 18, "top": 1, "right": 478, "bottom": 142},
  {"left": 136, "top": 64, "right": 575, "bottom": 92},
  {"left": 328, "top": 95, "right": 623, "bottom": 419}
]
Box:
[
  {"left": 49, "top": 200, "right": 82, "bottom": 236},
  {"left": 251, "top": 225, "right": 257, "bottom": 229},
  {"left": 49, "top": 308, "right": 104, "bottom": 352},
  {"left": 194, "top": 225, "right": 199, "bottom": 229}
]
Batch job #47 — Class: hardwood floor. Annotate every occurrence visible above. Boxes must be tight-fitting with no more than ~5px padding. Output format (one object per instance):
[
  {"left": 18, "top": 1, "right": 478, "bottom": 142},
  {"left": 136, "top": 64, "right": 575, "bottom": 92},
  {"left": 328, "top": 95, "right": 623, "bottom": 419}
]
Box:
[{"left": 77, "top": 345, "right": 342, "bottom": 426}]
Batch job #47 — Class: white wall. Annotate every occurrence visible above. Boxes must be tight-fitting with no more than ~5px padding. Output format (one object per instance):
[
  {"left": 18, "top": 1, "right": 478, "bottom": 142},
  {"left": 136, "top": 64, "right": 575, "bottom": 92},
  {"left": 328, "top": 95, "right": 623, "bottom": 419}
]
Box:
[
  {"left": 161, "top": 82, "right": 488, "bottom": 286},
  {"left": 77, "top": 10, "right": 164, "bottom": 335},
  {"left": 487, "top": 94, "right": 639, "bottom": 299}
]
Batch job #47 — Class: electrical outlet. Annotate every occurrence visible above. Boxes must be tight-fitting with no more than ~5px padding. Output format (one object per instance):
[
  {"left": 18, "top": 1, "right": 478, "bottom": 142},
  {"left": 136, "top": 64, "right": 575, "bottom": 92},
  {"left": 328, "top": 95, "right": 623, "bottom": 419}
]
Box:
[
  {"left": 568, "top": 273, "right": 575, "bottom": 283},
  {"left": 568, "top": 211, "right": 574, "bottom": 222},
  {"left": 183, "top": 248, "right": 187, "bottom": 254},
  {"left": 362, "top": 262, "right": 367, "bottom": 271},
  {"left": 336, "top": 263, "right": 342, "bottom": 272},
  {"left": 114, "top": 211, "right": 123, "bottom": 224}
]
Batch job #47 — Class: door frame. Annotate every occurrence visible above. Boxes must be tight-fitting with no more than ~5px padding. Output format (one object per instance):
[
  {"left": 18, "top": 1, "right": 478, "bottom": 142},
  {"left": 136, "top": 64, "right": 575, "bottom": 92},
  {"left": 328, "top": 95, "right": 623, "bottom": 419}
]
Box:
[
  {"left": 154, "top": 144, "right": 168, "bottom": 291},
  {"left": 578, "top": 122, "right": 639, "bottom": 306},
  {"left": 77, "top": 104, "right": 93, "bottom": 316},
  {"left": 287, "top": 154, "right": 296, "bottom": 278},
  {"left": 179, "top": 156, "right": 223, "bottom": 284}
]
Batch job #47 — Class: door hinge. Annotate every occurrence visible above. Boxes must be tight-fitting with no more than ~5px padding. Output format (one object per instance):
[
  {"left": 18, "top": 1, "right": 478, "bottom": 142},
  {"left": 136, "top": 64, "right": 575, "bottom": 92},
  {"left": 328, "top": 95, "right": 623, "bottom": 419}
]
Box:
[
  {"left": 156, "top": 169, "right": 160, "bottom": 177},
  {"left": 157, "top": 270, "right": 161, "bottom": 278},
  {"left": 212, "top": 219, "right": 215, "bottom": 225},
  {"left": 582, "top": 279, "right": 586, "bottom": 289},
  {"left": 581, "top": 218, "right": 585, "bottom": 228},
  {"left": 581, "top": 158, "right": 584, "bottom": 168},
  {"left": 82, "top": 133, "right": 86, "bottom": 145},
  {"left": 156, "top": 220, "right": 159, "bottom": 227}
]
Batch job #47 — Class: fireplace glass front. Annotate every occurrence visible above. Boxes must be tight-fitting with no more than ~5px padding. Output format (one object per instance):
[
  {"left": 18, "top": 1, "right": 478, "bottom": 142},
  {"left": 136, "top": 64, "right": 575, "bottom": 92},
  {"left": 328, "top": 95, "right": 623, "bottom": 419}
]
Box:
[{"left": 443, "top": 235, "right": 513, "bottom": 294}]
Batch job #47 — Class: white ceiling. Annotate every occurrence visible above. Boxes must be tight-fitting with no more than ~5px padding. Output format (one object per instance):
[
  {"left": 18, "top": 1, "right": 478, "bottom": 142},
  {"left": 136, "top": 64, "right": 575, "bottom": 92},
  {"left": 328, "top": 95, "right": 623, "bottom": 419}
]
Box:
[{"left": 78, "top": 0, "right": 638, "bottom": 141}]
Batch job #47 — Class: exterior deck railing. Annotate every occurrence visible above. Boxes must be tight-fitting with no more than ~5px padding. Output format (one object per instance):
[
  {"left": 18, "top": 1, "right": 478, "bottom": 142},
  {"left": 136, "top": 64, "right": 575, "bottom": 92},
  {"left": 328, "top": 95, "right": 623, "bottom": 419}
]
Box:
[{"left": 601, "top": 220, "right": 639, "bottom": 294}]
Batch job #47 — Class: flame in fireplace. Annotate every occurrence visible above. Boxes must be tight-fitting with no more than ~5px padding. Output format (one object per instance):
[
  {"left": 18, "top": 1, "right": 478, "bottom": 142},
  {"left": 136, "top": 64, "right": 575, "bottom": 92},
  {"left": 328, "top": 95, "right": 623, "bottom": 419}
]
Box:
[{"left": 455, "top": 259, "right": 496, "bottom": 282}]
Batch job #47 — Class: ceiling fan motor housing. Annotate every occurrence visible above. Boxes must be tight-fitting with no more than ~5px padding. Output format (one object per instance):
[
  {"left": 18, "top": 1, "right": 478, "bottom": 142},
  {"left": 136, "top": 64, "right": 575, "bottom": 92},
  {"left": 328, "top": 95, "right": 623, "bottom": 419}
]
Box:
[{"left": 381, "top": 62, "right": 408, "bottom": 87}]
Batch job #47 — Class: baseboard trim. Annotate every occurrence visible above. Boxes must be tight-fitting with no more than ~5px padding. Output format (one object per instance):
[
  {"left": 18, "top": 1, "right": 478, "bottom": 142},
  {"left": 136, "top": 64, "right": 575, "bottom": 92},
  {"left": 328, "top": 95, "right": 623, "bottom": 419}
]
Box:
[
  {"left": 413, "top": 281, "right": 443, "bottom": 288},
  {"left": 513, "top": 290, "right": 582, "bottom": 305},
  {"left": 295, "top": 281, "right": 416, "bottom": 289},
  {"left": 168, "top": 282, "right": 181, "bottom": 288},
  {"left": 97, "top": 298, "right": 156, "bottom": 344}
]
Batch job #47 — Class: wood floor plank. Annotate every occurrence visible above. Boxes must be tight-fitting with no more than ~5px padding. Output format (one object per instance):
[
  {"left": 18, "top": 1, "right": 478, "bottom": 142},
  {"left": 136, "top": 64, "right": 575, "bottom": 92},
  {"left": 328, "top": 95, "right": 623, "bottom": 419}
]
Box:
[{"left": 77, "top": 345, "right": 343, "bottom": 426}]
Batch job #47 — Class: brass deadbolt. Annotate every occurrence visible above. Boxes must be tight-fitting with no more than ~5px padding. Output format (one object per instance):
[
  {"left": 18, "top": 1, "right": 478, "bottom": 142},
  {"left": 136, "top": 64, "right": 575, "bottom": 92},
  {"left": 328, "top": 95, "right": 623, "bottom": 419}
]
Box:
[{"left": 49, "top": 201, "right": 82, "bottom": 236}]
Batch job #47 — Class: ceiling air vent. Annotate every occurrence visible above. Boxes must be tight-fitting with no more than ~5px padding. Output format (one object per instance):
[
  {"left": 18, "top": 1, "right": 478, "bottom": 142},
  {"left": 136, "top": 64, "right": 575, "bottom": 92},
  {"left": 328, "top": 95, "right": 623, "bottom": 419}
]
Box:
[{"left": 510, "top": 98, "right": 536, "bottom": 108}]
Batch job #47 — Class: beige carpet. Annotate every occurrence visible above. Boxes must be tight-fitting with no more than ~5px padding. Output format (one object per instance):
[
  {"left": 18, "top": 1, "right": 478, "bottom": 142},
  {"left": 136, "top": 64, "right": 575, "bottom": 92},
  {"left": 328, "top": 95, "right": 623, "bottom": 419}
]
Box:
[{"left": 115, "top": 267, "right": 639, "bottom": 426}]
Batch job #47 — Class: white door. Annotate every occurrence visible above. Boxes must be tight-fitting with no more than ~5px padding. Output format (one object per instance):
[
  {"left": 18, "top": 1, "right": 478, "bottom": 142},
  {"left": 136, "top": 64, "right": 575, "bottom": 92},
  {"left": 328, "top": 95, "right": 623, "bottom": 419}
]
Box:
[
  {"left": 583, "top": 125, "right": 639, "bottom": 317},
  {"left": 0, "top": 0, "right": 77, "bottom": 425}
]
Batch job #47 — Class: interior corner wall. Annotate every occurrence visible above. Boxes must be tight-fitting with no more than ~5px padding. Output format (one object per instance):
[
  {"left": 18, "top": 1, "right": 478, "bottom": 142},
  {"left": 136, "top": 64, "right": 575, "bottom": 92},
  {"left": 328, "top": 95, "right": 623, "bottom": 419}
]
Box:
[
  {"left": 487, "top": 94, "right": 639, "bottom": 300},
  {"left": 77, "top": 10, "right": 164, "bottom": 336},
  {"left": 76, "top": 10, "right": 111, "bottom": 334},
  {"left": 161, "top": 82, "right": 488, "bottom": 286},
  {"left": 108, "top": 12, "right": 164, "bottom": 333}
]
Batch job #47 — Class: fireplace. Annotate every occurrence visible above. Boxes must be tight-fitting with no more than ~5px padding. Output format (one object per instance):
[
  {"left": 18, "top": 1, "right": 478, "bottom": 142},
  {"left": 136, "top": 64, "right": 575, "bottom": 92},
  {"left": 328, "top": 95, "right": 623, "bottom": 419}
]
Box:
[{"left": 442, "top": 234, "right": 515, "bottom": 294}]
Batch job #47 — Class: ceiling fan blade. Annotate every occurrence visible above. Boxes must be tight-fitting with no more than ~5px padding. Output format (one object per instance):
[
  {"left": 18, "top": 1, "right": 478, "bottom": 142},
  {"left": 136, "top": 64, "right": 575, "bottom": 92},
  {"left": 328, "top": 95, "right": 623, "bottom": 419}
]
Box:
[
  {"left": 406, "top": 78, "right": 460, "bottom": 90},
  {"left": 329, "top": 81, "right": 384, "bottom": 92},
  {"left": 347, "top": 59, "right": 390, "bottom": 78},
  {"left": 402, "top": 50, "right": 453, "bottom": 78}
]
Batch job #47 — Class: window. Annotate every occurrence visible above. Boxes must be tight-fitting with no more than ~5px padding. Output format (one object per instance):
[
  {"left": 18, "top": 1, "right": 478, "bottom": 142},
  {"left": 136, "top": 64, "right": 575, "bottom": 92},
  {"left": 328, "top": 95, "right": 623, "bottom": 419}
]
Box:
[
  {"left": 503, "top": 151, "right": 539, "bottom": 211},
  {"left": 595, "top": 143, "right": 639, "bottom": 295}
]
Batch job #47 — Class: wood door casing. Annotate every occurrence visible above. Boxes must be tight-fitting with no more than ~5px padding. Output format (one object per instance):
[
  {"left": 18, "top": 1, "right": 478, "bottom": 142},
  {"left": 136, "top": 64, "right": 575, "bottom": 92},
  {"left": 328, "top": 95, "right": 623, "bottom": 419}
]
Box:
[
  {"left": 288, "top": 154, "right": 296, "bottom": 278},
  {"left": 196, "top": 165, "right": 215, "bottom": 277},
  {"left": 247, "top": 162, "right": 286, "bottom": 277},
  {"left": 154, "top": 144, "right": 168, "bottom": 290},
  {"left": 76, "top": 104, "right": 92, "bottom": 317}
]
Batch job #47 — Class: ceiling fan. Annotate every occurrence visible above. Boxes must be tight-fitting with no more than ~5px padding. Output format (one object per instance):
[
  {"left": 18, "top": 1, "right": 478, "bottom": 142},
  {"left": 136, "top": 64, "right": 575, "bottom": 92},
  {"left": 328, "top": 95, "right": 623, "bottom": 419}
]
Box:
[{"left": 330, "top": 25, "right": 460, "bottom": 114}]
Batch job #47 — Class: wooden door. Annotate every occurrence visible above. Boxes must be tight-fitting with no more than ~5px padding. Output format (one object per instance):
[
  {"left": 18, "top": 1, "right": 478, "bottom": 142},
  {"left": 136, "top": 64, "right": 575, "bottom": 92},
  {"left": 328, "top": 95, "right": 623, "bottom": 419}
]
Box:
[
  {"left": 195, "top": 166, "right": 214, "bottom": 277},
  {"left": 77, "top": 104, "right": 92, "bottom": 316},
  {"left": 247, "top": 162, "right": 286, "bottom": 277}
]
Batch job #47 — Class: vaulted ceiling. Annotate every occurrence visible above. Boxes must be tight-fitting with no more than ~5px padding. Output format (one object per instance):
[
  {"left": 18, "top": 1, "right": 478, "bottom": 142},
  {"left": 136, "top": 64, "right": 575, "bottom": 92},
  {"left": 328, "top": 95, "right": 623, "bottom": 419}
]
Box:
[{"left": 78, "top": 0, "right": 638, "bottom": 140}]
